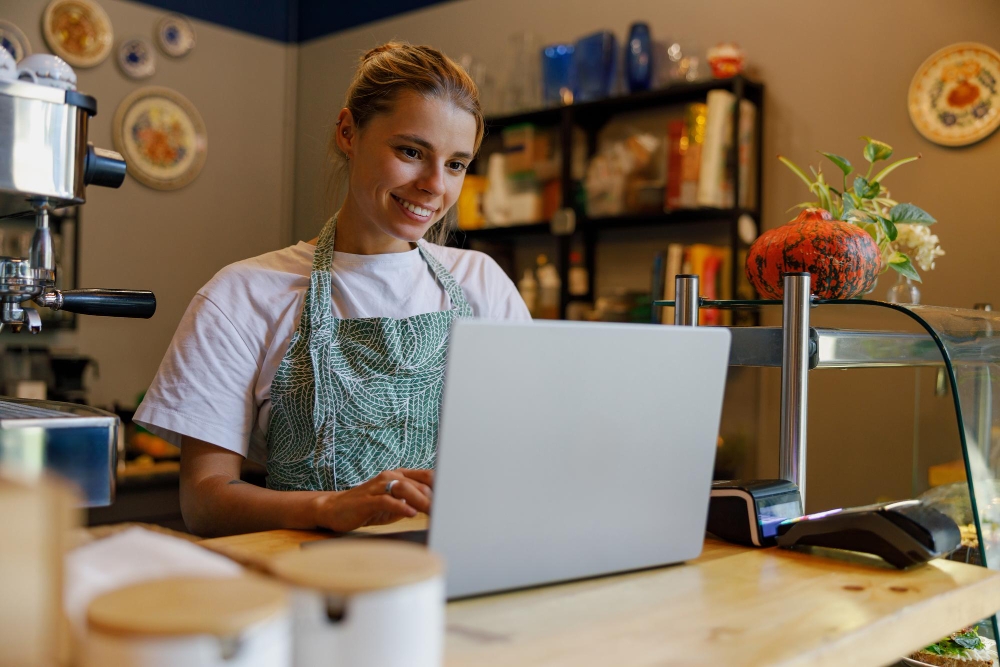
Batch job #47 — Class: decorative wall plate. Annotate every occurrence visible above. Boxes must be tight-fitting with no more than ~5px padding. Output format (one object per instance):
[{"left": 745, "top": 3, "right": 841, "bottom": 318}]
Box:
[
  {"left": 42, "top": 0, "right": 113, "bottom": 68},
  {"left": 113, "top": 87, "right": 207, "bottom": 191},
  {"left": 155, "top": 14, "right": 195, "bottom": 58},
  {"left": 909, "top": 42, "right": 1000, "bottom": 147},
  {"left": 117, "top": 37, "right": 155, "bottom": 79},
  {"left": 0, "top": 20, "right": 32, "bottom": 62}
]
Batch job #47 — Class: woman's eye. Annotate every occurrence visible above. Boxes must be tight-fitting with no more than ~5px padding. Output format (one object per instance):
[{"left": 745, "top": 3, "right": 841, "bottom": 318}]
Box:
[
  {"left": 401, "top": 147, "right": 420, "bottom": 159},
  {"left": 449, "top": 162, "right": 469, "bottom": 172}
]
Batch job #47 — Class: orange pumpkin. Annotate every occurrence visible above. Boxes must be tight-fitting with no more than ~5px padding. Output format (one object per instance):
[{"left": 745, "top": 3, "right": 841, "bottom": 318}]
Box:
[{"left": 745, "top": 208, "right": 881, "bottom": 299}]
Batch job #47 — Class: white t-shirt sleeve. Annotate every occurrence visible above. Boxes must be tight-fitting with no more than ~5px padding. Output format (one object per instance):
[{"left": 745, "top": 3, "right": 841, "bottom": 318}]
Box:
[{"left": 133, "top": 293, "right": 259, "bottom": 457}]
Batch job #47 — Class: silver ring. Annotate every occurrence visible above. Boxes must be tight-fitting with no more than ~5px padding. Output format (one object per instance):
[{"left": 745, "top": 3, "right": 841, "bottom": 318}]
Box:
[{"left": 385, "top": 479, "right": 399, "bottom": 496}]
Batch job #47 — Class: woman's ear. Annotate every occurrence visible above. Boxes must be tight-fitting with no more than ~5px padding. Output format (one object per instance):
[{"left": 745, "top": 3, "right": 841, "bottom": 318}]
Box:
[{"left": 334, "top": 108, "right": 356, "bottom": 160}]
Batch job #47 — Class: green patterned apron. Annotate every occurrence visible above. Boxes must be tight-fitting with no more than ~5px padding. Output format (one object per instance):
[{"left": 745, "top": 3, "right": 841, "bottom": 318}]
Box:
[{"left": 265, "top": 217, "right": 472, "bottom": 491}]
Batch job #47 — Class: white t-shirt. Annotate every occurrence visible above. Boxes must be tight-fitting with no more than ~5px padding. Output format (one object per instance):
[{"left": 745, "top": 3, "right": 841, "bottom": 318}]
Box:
[{"left": 134, "top": 241, "right": 530, "bottom": 464}]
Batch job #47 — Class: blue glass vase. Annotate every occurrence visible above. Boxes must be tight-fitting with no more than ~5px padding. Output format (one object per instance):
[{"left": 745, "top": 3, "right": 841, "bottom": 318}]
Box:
[
  {"left": 625, "top": 22, "right": 652, "bottom": 92},
  {"left": 573, "top": 31, "right": 618, "bottom": 102},
  {"left": 541, "top": 43, "right": 575, "bottom": 106}
]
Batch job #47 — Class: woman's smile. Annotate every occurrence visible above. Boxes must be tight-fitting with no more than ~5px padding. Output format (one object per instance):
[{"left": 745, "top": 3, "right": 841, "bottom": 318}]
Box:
[{"left": 391, "top": 193, "right": 438, "bottom": 222}]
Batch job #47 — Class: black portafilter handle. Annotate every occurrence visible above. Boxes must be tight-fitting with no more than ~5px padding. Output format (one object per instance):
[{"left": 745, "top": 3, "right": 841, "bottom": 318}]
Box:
[{"left": 41, "top": 289, "right": 156, "bottom": 318}]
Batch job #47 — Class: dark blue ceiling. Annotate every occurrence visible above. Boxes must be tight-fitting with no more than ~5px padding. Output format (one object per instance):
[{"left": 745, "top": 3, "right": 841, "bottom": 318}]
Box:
[{"left": 129, "top": 0, "right": 456, "bottom": 43}]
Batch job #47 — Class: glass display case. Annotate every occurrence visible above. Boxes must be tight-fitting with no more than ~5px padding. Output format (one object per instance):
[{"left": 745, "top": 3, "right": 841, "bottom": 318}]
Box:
[{"left": 657, "top": 283, "right": 1000, "bottom": 638}]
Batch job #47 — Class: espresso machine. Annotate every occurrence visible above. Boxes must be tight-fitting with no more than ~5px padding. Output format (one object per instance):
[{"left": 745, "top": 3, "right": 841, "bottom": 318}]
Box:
[{"left": 0, "top": 52, "right": 156, "bottom": 506}]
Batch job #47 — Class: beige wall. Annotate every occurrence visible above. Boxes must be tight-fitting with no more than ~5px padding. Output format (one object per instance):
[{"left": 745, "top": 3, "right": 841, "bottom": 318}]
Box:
[
  {"left": 292, "top": 0, "right": 1000, "bottom": 511},
  {"left": 2, "top": 0, "right": 297, "bottom": 408}
]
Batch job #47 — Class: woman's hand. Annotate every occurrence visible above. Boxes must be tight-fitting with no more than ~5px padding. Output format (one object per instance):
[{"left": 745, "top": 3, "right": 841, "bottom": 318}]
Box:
[{"left": 311, "top": 468, "right": 434, "bottom": 533}]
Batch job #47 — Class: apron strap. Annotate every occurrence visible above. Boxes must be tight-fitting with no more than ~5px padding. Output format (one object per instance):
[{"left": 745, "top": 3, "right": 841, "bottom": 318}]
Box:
[
  {"left": 417, "top": 240, "right": 473, "bottom": 317},
  {"left": 303, "top": 217, "right": 473, "bottom": 329}
]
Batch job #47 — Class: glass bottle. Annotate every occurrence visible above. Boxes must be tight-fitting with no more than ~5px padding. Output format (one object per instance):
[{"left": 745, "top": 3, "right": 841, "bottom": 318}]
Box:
[{"left": 886, "top": 273, "right": 921, "bottom": 304}]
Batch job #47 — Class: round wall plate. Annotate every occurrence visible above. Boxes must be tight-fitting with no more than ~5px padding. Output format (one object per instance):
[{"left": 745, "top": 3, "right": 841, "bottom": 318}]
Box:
[
  {"left": 117, "top": 37, "right": 155, "bottom": 79},
  {"left": 0, "top": 20, "right": 32, "bottom": 62},
  {"left": 155, "top": 14, "right": 195, "bottom": 58},
  {"left": 113, "top": 86, "right": 208, "bottom": 191},
  {"left": 42, "top": 0, "right": 113, "bottom": 69},
  {"left": 909, "top": 42, "right": 1000, "bottom": 147}
]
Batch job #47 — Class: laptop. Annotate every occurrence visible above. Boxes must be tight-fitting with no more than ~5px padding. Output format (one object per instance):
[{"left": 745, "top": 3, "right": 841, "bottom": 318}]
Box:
[{"left": 342, "top": 319, "right": 731, "bottom": 599}]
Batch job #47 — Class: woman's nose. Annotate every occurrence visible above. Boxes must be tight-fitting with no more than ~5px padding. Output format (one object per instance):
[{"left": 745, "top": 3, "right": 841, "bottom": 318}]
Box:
[{"left": 417, "top": 164, "right": 446, "bottom": 196}]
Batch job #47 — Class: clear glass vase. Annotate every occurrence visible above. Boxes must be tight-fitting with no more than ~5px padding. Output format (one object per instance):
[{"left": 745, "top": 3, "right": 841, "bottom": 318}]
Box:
[{"left": 886, "top": 273, "right": 921, "bottom": 304}]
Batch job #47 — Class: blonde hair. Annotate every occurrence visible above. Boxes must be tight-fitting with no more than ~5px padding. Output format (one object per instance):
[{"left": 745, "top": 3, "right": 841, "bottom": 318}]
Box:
[{"left": 327, "top": 42, "right": 484, "bottom": 245}]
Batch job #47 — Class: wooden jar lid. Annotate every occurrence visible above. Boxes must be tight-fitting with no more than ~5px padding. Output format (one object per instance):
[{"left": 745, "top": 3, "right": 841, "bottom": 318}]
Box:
[
  {"left": 268, "top": 540, "right": 443, "bottom": 596},
  {"left": 87, "top": 576, "right": 287, "bottom": 638}
]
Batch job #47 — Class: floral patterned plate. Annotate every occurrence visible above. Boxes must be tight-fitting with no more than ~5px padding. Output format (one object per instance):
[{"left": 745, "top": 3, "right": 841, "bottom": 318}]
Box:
[
  {"left": 112, "top": 86, "right": 207, "bottom": 191},
  {"left": 42, "top": 0, "right": 113, "bottom": 68},
  {"left": 909, "top": 42, "right": 1000, "bottom": 147}
]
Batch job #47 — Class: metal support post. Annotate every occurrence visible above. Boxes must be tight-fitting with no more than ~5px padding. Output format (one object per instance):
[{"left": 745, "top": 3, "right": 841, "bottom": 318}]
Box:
[
  {"left": 674, "top": 275, "right": 700, "bottom": 326},
  {"left": 780, "top": 273, "right": 811, "bottom": 506}
]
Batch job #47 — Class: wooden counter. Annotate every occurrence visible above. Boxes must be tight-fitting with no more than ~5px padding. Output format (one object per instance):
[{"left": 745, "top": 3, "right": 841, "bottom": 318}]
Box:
[{"left": 200, "top": 518, "right": 1000, "bottom": 667}]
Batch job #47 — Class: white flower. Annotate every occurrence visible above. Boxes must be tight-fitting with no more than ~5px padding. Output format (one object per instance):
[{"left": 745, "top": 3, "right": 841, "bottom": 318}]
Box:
[{"left": 894, "top": 223, "right": 945, "bottom": 271}]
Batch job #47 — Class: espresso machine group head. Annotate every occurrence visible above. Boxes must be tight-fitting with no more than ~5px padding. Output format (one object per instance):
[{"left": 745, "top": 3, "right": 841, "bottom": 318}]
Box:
[{"left": 0, "top": 51, "right": 156, "bottom": 333}]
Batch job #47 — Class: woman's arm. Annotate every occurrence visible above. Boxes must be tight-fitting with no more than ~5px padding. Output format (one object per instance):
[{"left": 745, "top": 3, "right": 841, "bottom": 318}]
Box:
[{"left": 179, "top": 436, "right": 434, "bottom": 537}]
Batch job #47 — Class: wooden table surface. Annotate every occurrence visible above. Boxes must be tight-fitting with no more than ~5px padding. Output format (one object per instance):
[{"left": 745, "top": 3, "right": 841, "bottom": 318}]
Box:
[{"left": 200, "top": 517, "right": 1000, "bottom": 667}]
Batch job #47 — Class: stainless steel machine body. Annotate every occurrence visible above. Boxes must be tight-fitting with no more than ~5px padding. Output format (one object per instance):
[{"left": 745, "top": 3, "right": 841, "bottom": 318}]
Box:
[
  {"left": 0, "top": 397, "right": 117, "bottom": 507},
  {"left": 0, "top": 79, "right": 94, "bottom": 216},
  {"left": 0, "top": 59, "right": 156, "bottom": 506}
]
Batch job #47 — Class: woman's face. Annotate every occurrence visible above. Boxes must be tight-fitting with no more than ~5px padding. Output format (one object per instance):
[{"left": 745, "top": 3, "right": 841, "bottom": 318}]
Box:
[{"left": 338, "top": 91, "right": 477, "bottom": 249}]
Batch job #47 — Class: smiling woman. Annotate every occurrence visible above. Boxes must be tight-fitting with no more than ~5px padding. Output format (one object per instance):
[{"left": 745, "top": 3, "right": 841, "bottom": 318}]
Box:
[{"left": 132, "top": 43, "right": 530, "bottom": 537}]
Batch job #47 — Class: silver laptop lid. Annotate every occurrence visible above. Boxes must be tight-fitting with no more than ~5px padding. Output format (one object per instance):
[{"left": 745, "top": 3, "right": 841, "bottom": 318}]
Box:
[{"left": 430, "top": 320, "right": 731, "bottom": 598}]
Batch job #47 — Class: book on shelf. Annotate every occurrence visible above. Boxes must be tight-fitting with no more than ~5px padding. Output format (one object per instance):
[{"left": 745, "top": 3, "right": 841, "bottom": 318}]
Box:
[
  {"left": 656, "top": 242, "right": 732, "bottom": 326},
  {"left": 697, "top": 90, "right": 734, "bottom": 209},
  {"left": 665, "top": 95, "right": 758, "bottom": 213},
  {"left": 659, "top": 243, "right": 684, "bottom": 324},
  {"left": 678, "top": 103, "right": 706, "bottom": 209},
  {"left": 664, "top": 120, "right": 686, "bottom": 211},
  {"left": 737, "top": 99, "right": 757, "bottom": 210}
]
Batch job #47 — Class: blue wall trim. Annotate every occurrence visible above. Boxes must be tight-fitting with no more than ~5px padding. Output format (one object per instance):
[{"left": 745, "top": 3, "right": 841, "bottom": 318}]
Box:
[{"left": 128, "top": 0, "right": 457, "bottom": 44}]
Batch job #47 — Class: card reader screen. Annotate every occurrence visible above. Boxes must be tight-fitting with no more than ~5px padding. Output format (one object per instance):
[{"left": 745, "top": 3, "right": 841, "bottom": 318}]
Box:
[{"left": 757, "top": 496, "right": 805, "bottom": 539}]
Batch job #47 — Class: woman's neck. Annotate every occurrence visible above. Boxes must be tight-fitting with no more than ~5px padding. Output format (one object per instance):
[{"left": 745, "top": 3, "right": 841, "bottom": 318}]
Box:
[{"left": 322, "top": 195, "right": 415, "bottom": 255}]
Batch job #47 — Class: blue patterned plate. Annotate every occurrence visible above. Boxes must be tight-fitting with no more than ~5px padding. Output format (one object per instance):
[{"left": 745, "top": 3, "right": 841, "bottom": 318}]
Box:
[
  {"left": 0, "top": 20, "right": 31, "bottom": 62},
  {"left": 117, "top": 37, "right": 155, "bottom": 79},
  {"left": 155, "top": 14, "right": 195, "bottom": 58}
]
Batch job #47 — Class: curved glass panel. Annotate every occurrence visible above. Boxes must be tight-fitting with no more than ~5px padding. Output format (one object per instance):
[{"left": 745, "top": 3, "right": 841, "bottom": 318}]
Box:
[{"left": 691, "top": 298, "right": 1000, "bottom": 637}]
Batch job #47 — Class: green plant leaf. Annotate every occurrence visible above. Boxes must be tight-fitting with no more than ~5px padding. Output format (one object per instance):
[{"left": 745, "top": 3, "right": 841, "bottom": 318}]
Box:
[
  {"left": 778, "top": 155, "right": 816, "bottom": 191},
  {"left": 877, "top": 215, "right": 898, "bottom": 241},
  {"left": 889, "top": 202, "right": 936, "bottom": 225},
  {"left": 820, "top": 152, "right": 853, "bottom": 176},
  {"left": 860, "top": 222, "right": 879, "bottom": 241},
  {"left": 860, "top": 136, "right": 894, "bottom": 162},
  {"left": 854, "top": 176, "right": 880, "bottom": 199},
  {"left": 872, "top": 155, "right": 920, "bottom": 184},
  {"left": 786, "top": 201, "right": 819, "bottom": 212},
  {"left": 888, "top": 251, "right": 922, "bottom": 282}
]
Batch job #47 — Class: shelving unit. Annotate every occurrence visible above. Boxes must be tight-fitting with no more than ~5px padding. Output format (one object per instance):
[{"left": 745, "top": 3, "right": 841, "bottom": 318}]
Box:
[{"left": 450, "top": 75, "right": 764, "bottom": 321}]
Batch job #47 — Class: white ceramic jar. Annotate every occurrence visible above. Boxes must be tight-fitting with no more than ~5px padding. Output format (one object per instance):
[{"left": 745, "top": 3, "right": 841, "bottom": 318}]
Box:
[
  {"left": 81, "top": 576, "right": 291, "bottom": 667},
  {"left": 269, "top": 540, "right": 445, "bottom": 667}
]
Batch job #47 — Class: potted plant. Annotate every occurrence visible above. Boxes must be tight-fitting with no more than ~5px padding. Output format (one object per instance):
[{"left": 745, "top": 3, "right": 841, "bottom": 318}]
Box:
[{"left": 778, "top": 136, "right": 944, "bottom": 286}]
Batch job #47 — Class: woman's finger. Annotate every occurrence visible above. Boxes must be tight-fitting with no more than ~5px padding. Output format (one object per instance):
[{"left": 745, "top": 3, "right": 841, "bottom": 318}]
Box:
[
  {"left": 400, "top": 468, "right": 434, "bottom": 487},
  {"left": 374, "top": 493, "right": 418, "bottom": 518},
  {"left": 389, "top": 479, "right": 432, "bottom": 514}
]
